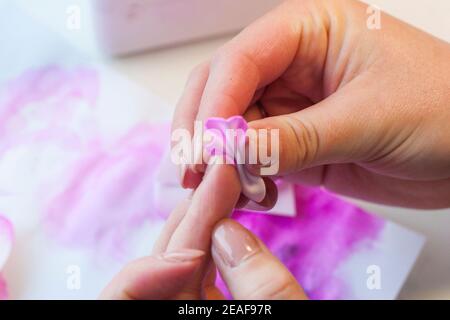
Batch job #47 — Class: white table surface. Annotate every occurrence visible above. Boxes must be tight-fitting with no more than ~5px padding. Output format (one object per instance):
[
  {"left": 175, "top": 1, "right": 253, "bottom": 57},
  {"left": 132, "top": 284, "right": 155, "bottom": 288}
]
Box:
[{"left": 101, "top": 0, "right": 450, "bottom": 299}]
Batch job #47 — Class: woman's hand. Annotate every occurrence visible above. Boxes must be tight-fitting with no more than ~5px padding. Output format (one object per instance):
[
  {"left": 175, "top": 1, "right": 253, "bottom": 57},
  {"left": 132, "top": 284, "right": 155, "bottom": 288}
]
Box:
[
  {"left": 100, "top": 165, "right": 307, "bottom": 300},
  {"left": 172, "top": 0, "right": 450, "bottom": 209},
  {"left": 100, "top": 219, "right": 307, "bottom": 300}
]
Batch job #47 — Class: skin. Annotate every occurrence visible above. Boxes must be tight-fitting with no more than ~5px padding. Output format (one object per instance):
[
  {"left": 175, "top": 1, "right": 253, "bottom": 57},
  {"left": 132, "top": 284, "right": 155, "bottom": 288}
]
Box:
[
  {"left": 101, "top": 165, "right": 307, "bottom": 299},
  {"left": 102, "top": 0, "right": 450, "bottom": 299},
  {"left": 172, "top": 0, "right": 450, "bottom": 209}
]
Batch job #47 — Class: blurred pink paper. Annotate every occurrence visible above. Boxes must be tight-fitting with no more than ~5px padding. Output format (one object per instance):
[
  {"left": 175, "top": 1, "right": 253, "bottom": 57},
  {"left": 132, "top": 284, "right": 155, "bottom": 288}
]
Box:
[
  {"left": 0, "top": 215, "right": 13, "bottom": 300},
  {"left": 0, "top": 65, "right": 99, "bottom": 156},
  {"left": 44, "top": 124, "right": 169, "bottom": 259}
]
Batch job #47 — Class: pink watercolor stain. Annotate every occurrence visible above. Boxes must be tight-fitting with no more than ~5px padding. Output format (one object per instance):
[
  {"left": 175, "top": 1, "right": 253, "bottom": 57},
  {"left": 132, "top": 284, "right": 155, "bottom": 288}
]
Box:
[
  {"left": 215, "top": 185, "right": 385, "bottom": 300},
  {"left": 0, "top": 65, "right": 99, "bottom": 154},
  {"left": 0, "top": 275, "right": 7, "bottom": 300},
  {"left": 44, "top": 124, "right": 169, "bottom": 259},
  {"left": 0, "top": 215, "right": 14, "bottom": 300},
  {"left": 0, "top": 64, "right": 171, "bottom": 260}
]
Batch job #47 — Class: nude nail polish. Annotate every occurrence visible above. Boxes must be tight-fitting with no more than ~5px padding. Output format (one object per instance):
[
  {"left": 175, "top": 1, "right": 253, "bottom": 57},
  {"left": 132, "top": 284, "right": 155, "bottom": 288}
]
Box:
[
  {"left": 212, "top": 221, "right": 260, "bottom": 268},
  {"left": 178, "top": 163, "right": 187, "bottom": 185},
  {"left": 159, "top": 249, "right": 205, "bottom": 263}
]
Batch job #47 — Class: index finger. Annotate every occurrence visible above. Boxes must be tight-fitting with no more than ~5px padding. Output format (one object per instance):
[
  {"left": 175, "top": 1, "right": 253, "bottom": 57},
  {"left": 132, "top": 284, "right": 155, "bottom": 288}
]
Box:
[
  {"left": 172, "top": 1, "right": 303, "bottom": 137},
  {"left": 165, "top": 163, "right": 241, "bottom": 298},
  {"left": 166, "top": 163, "right": 241, "bottom": 252}
]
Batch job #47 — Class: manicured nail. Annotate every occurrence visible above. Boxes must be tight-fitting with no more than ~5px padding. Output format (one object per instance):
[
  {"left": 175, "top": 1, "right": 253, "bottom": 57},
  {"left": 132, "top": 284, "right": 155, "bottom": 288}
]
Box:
[
  {"left": 178, "top": 163, "right": 187, "bottom": 185},
  {"left": 159, "top": 249, "right": 205, "bottom": 263},
  {"left": 203, "top": 161, "right": 214, "bottom": 178},
  {"left": 183, "top": 168, "right": 203, "bottom": 188},
  {"left": 212, "top": 220, "right": 260, "bottom": 268}
]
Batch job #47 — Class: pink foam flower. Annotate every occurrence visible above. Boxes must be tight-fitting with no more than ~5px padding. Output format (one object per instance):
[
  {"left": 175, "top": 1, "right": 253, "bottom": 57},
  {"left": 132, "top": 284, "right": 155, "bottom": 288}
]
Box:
[
  {"left": 204, "top": 116, "right": 266, "bottom": 203},
  {"left": 204, "top": 116, "right": 248, "bottom": 164}
]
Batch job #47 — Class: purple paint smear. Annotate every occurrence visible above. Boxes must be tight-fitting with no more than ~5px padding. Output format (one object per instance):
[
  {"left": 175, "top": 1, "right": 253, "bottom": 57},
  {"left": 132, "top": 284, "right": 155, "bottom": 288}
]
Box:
[{"left": 215, "top": 186, "right": 385, "bottom": 300}]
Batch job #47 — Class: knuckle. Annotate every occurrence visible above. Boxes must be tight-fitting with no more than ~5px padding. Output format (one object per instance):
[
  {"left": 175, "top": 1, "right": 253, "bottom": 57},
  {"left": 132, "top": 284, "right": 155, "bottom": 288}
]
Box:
[
  {"left": 211, "top": 45, "right": 232, "bottom": 67},
  {"left": 246, "top": 273, "right": 298, "bottom": 300},
  {"left": 282, "top": 116, "right": 320, "bottom": 170},
  {"left": 187, "top": 61, "right": 209, "bottom": 82},
  {"left": 212, "top": 45, "right": 257, "bottom": 76}
]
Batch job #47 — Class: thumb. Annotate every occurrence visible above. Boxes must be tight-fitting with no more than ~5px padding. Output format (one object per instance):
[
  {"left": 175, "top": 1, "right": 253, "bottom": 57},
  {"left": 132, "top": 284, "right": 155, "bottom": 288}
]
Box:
[
  {"left": 249, "top": 82, "right": 386, "bottom": 176},
  {"left": 212, "top": 219, "right": 307, "bottom": 300}
]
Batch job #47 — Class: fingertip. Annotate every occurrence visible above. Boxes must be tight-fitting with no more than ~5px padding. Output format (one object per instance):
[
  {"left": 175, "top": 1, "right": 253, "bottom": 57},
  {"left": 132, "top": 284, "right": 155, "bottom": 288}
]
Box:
[
  {"left": 211, "top": 218, "right": 261, "bottom": 269},
  {"left": 211, "top": 219, "right": 307, "bottom": 300},
  {"left": 181, "top": 169, "right": 203, "bottom": 189},
  {"left": 158, "top": 248, "right": 206, "bottom": 263}
]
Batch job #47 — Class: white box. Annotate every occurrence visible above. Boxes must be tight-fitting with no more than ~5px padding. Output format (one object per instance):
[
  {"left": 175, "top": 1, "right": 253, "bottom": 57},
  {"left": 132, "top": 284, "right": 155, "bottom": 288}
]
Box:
[
  {"left": 92, "top": 0, "right": 281, "bottom": 54},
  {"left": 16, "top": 0, "right": 280, "bottom": 55}
]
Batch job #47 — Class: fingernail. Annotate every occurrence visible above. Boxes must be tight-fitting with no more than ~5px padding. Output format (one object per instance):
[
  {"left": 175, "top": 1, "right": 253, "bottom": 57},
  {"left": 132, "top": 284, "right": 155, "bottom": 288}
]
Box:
[
  {"left": 193, "top": 163, "right": 206, "bottom": 174},
  {"left": 212, "top": 220, "right": 260, "bottom": 268},
  {"left": 159, "top": 249, "right": 205, "bottom": 263},
  {"left": 182, "top": 167, "right": 202, "bottom": 189},
  {"left": 178, "top": 163, "right": 187, "bottom": 185}
]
